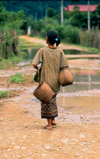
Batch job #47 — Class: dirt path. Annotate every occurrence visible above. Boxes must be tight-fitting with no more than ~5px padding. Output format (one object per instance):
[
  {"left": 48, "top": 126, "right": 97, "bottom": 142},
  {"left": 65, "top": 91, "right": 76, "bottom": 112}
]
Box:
[
  {"left": 1, "top": 85, "right": 100, "bottom": 159},
  {"left": 19, "top": 35, "right": 87, "bottom": 51},
  {"left": 0, "top": 36, "right": 100, "bottom": 159}
]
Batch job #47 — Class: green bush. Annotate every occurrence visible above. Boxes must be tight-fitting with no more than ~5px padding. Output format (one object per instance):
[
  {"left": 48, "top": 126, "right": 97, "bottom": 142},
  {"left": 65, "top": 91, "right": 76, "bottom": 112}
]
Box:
[
  {"left": 80, "top": 29, "right": 100, "bottom": 49},
  {"left": 41, "top": 24, "right": 54, "bottom": 37},
  {"left": 64, "top": 26, "right": 80, "bottom": 44},
  {"left": 10, "top": 73, "right": 24, "bottom": 83},
  {"left": 54, "top": 25, "right": 65, "bottom": 39},
  {"left": 32, "top": 16, "right": 100, "bottom": 49},
  {"left": 41, "top": 24, "right": 80, "bottom": 44}
]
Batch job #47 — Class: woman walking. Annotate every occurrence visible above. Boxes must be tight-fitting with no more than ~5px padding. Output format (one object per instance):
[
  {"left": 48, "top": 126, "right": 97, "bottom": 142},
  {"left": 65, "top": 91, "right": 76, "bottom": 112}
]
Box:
[{"left": 32, "top": 30, "right": 69, "bottom": 130}]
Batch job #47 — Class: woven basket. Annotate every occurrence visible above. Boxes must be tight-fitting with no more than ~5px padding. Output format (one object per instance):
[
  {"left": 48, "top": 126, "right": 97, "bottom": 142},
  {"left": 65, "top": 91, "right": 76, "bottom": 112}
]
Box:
[
  {"left": 33, "top": 52, "right": 55, "bottom": 103},
  {"left": 33, "top": 82, "right": 55, "bottom": 103},
  {"left": 59, "top": 68, "right": 73, "bottom": 86}
]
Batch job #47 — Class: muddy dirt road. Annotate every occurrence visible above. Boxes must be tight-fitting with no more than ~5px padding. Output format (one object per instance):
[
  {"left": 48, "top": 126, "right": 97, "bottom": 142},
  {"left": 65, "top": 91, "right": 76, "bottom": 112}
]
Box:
[
  {"left": 0, "top": 36, "right": 100, "bottom": 159},
  {"left": 19, "top": 35, "right": 87, "bottom": 50}
]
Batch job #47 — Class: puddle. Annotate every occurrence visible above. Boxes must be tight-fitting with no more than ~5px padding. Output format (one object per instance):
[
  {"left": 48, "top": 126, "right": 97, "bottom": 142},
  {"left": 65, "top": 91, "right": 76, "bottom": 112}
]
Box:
[
  {"left": 58, "top": 68, "right": 100, "bottom": 112},
  {"left": 20, "top": 47, "right": 40, "bottom": 61},
  {"left": 20, "top": 47, "right": 100, "bottom": 61},
  {"left": 17, "top": 47, "right": 100, "bottom": 113},
  {"left": 64, "top": 49, "right": 95, "bottom": 55},
  {"left": 57, "top": 96, "right": 100, "bottom": 112},
  {"left": 60, "top": 69, "right": 100, "bottom": 93}
]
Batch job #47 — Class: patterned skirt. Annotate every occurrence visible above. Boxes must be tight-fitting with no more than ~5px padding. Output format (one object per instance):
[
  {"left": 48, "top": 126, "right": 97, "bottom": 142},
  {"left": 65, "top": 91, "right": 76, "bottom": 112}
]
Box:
[{"left": 41, "top": 96, "right": 58, "bottom": 119}]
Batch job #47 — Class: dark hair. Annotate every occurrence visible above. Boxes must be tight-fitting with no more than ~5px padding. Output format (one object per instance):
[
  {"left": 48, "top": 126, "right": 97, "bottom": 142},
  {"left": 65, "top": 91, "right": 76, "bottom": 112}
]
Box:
[{"left": 46, "top": 30, "right": 60, "bottom": 46}]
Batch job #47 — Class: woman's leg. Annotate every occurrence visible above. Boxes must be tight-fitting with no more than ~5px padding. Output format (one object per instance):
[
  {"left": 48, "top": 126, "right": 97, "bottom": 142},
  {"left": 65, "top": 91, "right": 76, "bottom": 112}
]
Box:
[
  {"left": 46, "top": 119, "right": 52, "bottom": 129},
  {"left": 51, "top": 118, "right": 57, "bottom": 125}
]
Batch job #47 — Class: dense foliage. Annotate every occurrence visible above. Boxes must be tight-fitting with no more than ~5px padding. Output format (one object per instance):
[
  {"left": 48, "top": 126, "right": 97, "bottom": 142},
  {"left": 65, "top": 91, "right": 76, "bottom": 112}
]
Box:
[
  {"left": 0, "top": 2, "right": 26, "bottom": 59},
  {"left": 0, "top": 0, "right": 100, "bottom": 58},
  {"left": 3, "top": 0, "right": 100, "bottom": 20}
]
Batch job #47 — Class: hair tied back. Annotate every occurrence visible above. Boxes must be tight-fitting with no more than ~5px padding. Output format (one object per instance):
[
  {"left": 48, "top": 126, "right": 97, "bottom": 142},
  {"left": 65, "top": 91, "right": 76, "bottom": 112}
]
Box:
[{"left": 55, "top": 38, "right": 59, "bottom": 42}]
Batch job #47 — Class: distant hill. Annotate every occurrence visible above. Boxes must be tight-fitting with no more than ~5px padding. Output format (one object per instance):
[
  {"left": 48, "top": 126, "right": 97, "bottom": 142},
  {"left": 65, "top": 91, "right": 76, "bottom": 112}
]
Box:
[{"left": 2, "top": 0, "right": 100, "bottom": 19}]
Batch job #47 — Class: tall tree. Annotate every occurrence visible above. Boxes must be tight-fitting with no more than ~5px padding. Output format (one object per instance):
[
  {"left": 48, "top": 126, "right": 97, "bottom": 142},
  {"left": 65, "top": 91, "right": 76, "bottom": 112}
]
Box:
[
  {"left": 92, "top": 3, "right": 100, "bottom": 28},
  {"left": 47, "top": 8, "right": 56, "bottom": 17}
]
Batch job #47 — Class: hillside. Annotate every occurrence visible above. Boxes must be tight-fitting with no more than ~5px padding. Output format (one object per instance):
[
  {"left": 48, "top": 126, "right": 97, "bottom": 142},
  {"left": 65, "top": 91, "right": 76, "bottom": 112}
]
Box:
[{"left": 2, "top": 0, "right": 100, "bottom": 19}]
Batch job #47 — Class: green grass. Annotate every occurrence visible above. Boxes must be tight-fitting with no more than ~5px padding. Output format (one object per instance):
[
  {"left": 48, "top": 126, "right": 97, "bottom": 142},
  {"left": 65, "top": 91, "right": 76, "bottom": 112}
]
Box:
[
  {"left": 0, "top": 56, "right": 22, "bottom": 70},
  {"left": 10, "top": 73, "right": 24, "bottom": 84},
  {"left": 20, "top": 42, "right": 44, "bottom": 47},
  {"left": 31, "top": 36, "right": 100, "bottom": 54},
  {"left": 69, "top": 44, "right": 100, "bottom": 54},
  {"left": 31, "top": 75, "right": 35, "bottom": 82},
  {"left": 19, "top": 38, "right": 44, "bottom": 48},
  {"left": 0, "top": 101, "right": 2, "bottom": 107},
  {"left": 0, "top": 91, "right": 13, "bottom": 99},
  {"left": 60, "top": 40, "right": 100, "bottom": 54},
  {"left": 20, "top": 51, "right": 27, "bottom": 57},
  {"left": 18, "top": 39, "right": 26, "bottom": 43}
]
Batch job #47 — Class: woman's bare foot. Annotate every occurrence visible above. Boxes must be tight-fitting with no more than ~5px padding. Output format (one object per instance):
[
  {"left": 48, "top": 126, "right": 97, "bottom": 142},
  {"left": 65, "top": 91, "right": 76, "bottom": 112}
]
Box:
[
  {"left": 44, "top": 125, "right": 52, "bottom": 130},
  {"left": 51, "top": 118, "right": 57, "bottom": 125},
  {"left": 52, "top": 122, "right": 57, "bottom": 125}
]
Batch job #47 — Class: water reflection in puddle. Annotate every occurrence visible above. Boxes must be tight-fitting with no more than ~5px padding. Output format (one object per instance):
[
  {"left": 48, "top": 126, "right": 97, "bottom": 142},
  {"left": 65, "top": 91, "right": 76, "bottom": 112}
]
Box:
[
  {"left": 60, "top": 69, "right": 100, "bottom": 93},
  {"left": 57, "top": 96, "right": 100, "bottom": 112},
  {"left": 58, "top": 68, "right": 100, "bottom": 112},
  {"left": 20, "top": 47, "right": 100, "bottom": 112},
  {"left": 20, "top": 47, "right": 99, "bottom": 61}
]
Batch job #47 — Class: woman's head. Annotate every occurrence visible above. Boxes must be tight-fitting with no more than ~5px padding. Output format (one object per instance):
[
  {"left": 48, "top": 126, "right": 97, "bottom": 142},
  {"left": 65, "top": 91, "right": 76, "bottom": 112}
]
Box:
[{"left": 46, "top": 30, "right": 60, "bottom": 47}]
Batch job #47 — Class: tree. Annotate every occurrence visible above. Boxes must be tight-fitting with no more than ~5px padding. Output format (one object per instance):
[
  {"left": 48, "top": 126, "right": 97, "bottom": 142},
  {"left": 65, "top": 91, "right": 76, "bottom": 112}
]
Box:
[
  {"left": 0, "top": 2, "right": 8, "bottom": 27},
  {"left": 92, "top": 3, "right": 100, "bottom": 28},
  {"left": 70, "top": 6, "right": 83, "bottom": 27},
  {"left": 47, "top": 8, "right": 55, "bottom": 17},
  {"left": 0, "top": 2, "right": 26, "bottom": 59},
  {"left": 71, "top": 0, "right": 80, "bottom": 2},
  {"left": 7, "top": 10, "right": 26, "bottom": 30}
]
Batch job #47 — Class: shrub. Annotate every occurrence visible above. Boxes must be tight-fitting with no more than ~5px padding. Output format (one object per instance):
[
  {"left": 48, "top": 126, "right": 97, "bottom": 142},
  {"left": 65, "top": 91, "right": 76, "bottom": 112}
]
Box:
[
  {"left": 54, "top": 25, "right": 65, "bottom": 39},
  {"left": 64, "top": 26, "right": 80, "bottom": 44},
  {"left": 80, "top": 29, "right": 100, "bottom": 48},
  {"left": 41, "top": 24, "right": 80, "bottom": 44}
]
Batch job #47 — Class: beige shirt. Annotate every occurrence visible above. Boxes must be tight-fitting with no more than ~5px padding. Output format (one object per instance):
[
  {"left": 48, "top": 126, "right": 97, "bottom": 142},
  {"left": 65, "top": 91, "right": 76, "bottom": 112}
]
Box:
[{"left": 32, "top": 47, "right": 69, "bottom": 94}]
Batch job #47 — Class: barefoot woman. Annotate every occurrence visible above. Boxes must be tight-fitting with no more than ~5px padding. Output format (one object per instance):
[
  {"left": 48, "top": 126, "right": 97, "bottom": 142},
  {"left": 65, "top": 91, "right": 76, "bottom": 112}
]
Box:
[{"left": 33, "top": 30, "right": 69, "bottom": 130}]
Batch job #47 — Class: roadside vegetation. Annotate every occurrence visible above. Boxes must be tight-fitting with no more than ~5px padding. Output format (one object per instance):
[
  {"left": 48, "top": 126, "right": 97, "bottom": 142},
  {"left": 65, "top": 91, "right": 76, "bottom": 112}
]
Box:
[
  {"left": 10, "top": 73, "right": 24, "bottom": 84},
  {"left": 19, "top": 40, "right": 44, "bottom": 48},
  {"left": 0, "top": 90, "right": 14, "bottom": 99},
  {"left": 31, "top": 75, "right": 35, "bottom": 82},
  {"left": 0, "top": 56, "right": 22, "bottom": 70},
  {"left": 0, "top": 1, "right": 100, "bottom": 71},
  {"left": 9, "top": 73, "right": 35, "bottom": 84},
  {"left": 21, "top": 3, "right": 100, "bottom": 50}
]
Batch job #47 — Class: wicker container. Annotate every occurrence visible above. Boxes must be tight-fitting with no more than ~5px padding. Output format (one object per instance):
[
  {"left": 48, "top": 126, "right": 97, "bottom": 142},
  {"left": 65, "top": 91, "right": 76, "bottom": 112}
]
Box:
[
  {"left": 33, "top": 82, "right": 55, "bottom": 103},
  {"left": 59, "top": 68, "right": 73, "bottom": 86}
]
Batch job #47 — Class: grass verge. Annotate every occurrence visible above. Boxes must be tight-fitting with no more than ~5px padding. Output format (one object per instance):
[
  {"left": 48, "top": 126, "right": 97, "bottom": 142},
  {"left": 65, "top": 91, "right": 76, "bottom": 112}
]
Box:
[
  {"left": 20, "top": 42, "right": 44, "bottom": 47},
  {"left": 0, "top": 56, "right": 22, "bottom": 70},
  {"left": 0, "top": 101, "right": 2, "bottom": 107},
  {"left": 0, "top": 91, "right": 14, "bottom": 99},
  {"left": 31, "top": 75, "right": 35, "bottom": 82},
  {"left": 68, "top": 44, "right": 100, "bottom": 53},
  {"left": 19, "top": 38, "right": 44, "bottom": 48},
  {"left": 10, "top": 73, "right": 24, "bottom": 84},
  {"left": 28, "top": 36, "right": 100, "bottom": 54}
]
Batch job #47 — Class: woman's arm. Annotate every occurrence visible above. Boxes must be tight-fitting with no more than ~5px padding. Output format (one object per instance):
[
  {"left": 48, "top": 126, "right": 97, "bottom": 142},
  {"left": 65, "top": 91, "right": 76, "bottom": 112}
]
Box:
[{"left": 32, "top": 48, "right": 43, "bottom": 69}]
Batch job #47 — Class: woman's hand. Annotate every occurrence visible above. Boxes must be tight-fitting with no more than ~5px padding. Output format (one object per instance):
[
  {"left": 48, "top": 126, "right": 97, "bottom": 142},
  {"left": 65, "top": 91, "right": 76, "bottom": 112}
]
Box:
[{"left": 33, "top": 64, "right": 38, "bottom": 69}]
